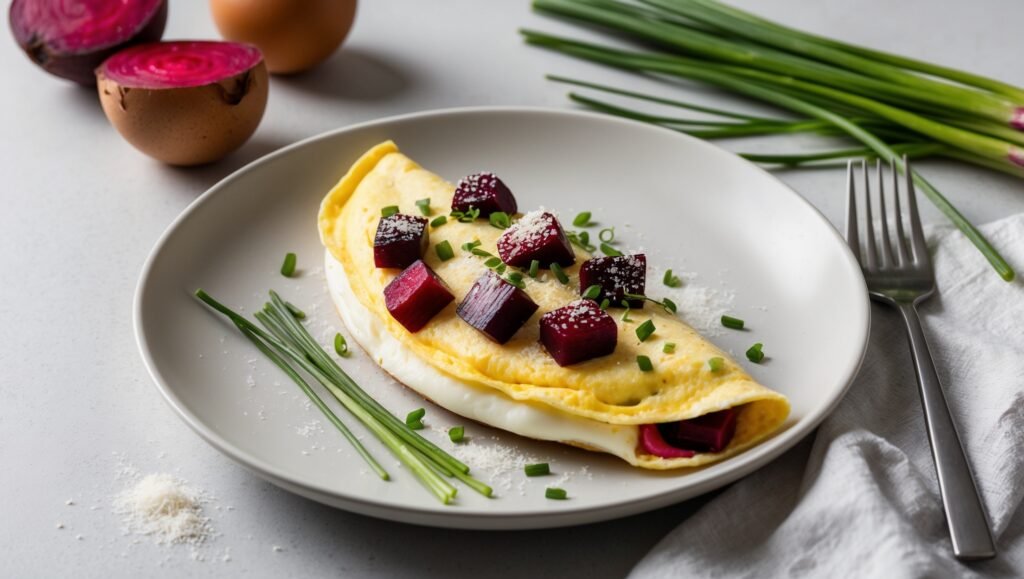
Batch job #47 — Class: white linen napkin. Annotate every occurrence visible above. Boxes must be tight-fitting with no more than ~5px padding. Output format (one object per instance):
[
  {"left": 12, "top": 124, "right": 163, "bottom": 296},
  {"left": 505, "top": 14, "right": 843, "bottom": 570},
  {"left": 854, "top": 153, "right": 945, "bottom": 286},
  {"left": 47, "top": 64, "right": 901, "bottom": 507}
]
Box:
[{"left": 631, "top": 214, "right": 1024, "bottom": 578}]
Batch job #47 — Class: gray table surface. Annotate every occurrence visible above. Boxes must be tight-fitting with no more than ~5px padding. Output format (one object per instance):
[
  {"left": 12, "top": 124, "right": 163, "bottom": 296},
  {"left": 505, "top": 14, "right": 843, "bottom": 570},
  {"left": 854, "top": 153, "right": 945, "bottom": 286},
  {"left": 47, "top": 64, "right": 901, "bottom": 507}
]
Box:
[{"left": 3, "top": 1, "right": 1022, "bottom": 577}]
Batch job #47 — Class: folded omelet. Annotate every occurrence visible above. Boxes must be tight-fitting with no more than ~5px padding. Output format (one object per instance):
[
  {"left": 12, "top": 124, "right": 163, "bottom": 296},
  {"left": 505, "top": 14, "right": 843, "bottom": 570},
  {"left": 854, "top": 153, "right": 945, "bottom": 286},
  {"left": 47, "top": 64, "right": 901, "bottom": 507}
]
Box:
[{"left": 318, "top": 141, "right": 790, "bottom": 469}]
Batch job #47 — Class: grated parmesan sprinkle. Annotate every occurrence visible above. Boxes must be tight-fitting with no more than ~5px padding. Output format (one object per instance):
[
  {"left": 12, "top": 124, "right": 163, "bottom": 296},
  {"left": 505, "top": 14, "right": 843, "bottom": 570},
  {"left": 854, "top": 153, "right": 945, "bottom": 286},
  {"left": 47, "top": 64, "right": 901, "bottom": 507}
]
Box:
[{"left": 113, "top": 474, "right": 213, "bottom": 546}]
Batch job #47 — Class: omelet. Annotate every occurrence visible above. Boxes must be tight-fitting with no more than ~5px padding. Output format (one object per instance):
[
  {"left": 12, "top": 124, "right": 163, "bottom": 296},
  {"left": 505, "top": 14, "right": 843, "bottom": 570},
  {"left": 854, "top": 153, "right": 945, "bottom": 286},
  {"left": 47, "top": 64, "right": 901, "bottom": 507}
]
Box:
[{"left": 318, "top": 141, "right": 790, "bottom": 469}]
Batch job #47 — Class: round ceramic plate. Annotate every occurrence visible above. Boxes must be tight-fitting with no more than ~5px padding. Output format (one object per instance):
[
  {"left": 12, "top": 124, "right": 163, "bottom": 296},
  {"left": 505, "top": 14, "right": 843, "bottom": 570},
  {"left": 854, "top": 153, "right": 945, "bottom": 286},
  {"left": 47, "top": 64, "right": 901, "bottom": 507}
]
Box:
[{"left": 135, "top": 107, "right": 869, "bottom": 530}]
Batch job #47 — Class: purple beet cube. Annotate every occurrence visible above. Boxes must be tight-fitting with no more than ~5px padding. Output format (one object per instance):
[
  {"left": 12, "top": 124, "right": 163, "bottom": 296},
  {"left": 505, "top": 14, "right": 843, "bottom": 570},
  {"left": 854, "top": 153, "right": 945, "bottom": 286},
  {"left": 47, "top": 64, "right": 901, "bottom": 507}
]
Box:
[
  {"left": 456, "top": 271, "right": 538, "bottom": 344},
  {"left": 496, "top": 211, "right": 575, "bottom": 268},
  {"left": 638, "top": 424, "right": 696, "bottom": 459},
  {"left": 662, "top": 408, "right": 738, "bottom": 453},
  {"left": 579, "top": 254, "right": 647, "bottom": 308},
  {"left": 374, "top": 214, "right": 429, "bottom": 269},
  {"left": 451, "top": 172, "right": 518, "bottom": 217},
  {"left": 540, "top": 300, "right": 617, "bottom": 366},
  {"left": 383, "top": 260, "right": 454, "bottom": 333}
]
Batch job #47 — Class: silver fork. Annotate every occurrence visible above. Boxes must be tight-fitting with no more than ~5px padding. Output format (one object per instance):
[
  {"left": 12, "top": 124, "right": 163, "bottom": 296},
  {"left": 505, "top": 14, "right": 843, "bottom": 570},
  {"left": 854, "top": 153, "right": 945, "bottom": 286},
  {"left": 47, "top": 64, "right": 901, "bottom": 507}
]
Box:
[{"left": 846, "top": 157, "right": 995, "bottom": 561}]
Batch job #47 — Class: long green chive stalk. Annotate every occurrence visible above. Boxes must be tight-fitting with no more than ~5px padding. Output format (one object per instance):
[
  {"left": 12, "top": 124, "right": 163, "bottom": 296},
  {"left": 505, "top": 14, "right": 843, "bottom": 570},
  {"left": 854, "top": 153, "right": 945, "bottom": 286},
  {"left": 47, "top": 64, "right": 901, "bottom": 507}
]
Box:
[{"left": 195, "top": 289, "right": 493, "bottom": 502}]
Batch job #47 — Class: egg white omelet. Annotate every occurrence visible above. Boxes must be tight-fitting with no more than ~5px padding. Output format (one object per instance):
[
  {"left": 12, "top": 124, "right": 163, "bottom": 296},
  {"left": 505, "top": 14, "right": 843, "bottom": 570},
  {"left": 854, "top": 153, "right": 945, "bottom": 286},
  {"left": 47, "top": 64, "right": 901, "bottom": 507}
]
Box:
[{"left": 318, "top": 141, "right": 790, "bottom": 469}]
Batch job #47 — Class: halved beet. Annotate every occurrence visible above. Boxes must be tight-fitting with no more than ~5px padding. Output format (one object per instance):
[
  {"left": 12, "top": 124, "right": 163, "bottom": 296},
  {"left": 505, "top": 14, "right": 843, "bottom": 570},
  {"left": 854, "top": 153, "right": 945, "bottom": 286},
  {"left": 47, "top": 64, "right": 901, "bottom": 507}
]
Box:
[
  {"left": 383, "top": 260, "right": 454, "bottom": 333},
  {"left": 496, "top": 211, "right": 575, "bottom": 268},
  {"left": 457, "top": 271, "right": 538, "bottom": 344},
  {"left": 540, "top": 299, "right": 617, "bottom": 366},
  {"left": 638, "top": 424, "right": 695, "bottom": 459},
  {"left": 96, "top": 41, "right": 267, "bottom": 166},
  {"left": 10, "top": 0, "right": 167, "bottom": 85},
  {"left": 579, "top": 254, "right": 647, "bottom": 308},
  {"left": 664, "top": 409, "right": 738, "bottom": 453},
  {"left": 451, "top": 173, "right": 518, "bottom": 217},
  {"left": 374, "top": 214, "right": 429, "bottom": 269}
]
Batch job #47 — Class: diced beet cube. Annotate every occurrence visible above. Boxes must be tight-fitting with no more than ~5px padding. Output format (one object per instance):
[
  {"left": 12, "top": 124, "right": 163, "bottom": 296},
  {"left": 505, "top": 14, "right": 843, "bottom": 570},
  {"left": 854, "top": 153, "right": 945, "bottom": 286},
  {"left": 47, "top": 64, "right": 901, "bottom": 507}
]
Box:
[
  {"left": 496, "top": 211, "right": 575, "bottom": 268},
  {"left": 540, "top": 300, "right": 617, "bottom": 366},
  {"left": 374, "top": 214, "right": 429, "bottom": 269},
  {"left": 451, "top": 172, "right": 518, "bottom": 217},
  {"left": 456, "top": 271, "right": 538, "bottom": 344},
  {"left": 579, "top": 254, "right": 647, "bottom": 308},
  {"left": 638, "top": 424, "right": 696, "bottom": 459},
  {"left": 383, "top": 260, "right": 454, "bottom": 333},
  {"left": 665, "top": 409, "right": 738, "bottom": 453}
]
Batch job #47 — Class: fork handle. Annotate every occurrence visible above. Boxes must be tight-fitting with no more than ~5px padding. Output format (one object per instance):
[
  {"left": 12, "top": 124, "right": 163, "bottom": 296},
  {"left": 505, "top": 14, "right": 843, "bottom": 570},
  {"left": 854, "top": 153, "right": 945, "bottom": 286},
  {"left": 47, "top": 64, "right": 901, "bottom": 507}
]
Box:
[{"left": 898, "top": 303, "right": 996, "bottom": 560}]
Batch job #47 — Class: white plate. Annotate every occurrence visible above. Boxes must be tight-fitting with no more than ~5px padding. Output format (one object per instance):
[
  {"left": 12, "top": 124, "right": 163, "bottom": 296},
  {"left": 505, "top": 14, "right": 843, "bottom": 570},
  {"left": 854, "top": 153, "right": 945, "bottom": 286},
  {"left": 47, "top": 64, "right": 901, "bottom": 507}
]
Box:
[{"left": 134, "top": 107, "right": 869, "bottom": 529}]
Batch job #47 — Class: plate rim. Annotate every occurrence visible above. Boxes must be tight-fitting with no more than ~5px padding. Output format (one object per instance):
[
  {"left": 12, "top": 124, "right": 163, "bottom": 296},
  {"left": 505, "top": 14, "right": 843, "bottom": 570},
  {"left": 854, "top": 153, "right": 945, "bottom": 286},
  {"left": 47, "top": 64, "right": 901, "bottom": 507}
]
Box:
[{"left": 133, "top": 105, "right": 871, "bottom": 529}]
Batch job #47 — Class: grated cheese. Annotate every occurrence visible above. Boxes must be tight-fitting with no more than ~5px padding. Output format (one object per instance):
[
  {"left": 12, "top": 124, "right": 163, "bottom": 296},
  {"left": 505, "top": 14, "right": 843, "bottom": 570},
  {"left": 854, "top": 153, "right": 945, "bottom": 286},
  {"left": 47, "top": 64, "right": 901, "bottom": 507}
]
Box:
[{"left": 113, "top": 474, "right": 212, "bottom": 546}]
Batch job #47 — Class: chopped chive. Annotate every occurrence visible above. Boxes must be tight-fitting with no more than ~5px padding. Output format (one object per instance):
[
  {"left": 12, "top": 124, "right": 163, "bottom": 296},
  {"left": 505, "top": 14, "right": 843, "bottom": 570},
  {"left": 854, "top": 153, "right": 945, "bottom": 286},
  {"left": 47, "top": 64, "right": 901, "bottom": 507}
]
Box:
[
  {"left": 621, "top": 301, "right": 633, "bottom": 322},
  {"left": 600, "top": 242, "right": 623, "bottom": 257},
  {"left": 746, "top": 343, "right": 766, "bottom": 363},
  {"left": 528, "top": 260, "right": 540, "bottom": 278},
  {"left": 525, "top": 463, "right": 551, "bottom": 477},
  {"left": 435, "top": 240, "right": 455, "bottom": 261},
  {"left": 663, "top": 342, "right": 676, "bottom": 354},
  {"left": 637, "top": 355, "right": 653, "bottom": 372},
  {"left": 545, "top": 487, "right": 568, "bottom": 500},
  {"left": 582, "top": 284, "right": 602, "bottom": 300},
  {"left": 430, "top": 215, "right": 448, "bottom": 228},
  {"left": 484, "top": 256, "right": 502, "bottom": 268},
  {"left": 567, "top": 231, "right": 595, "bottom": 252},
  {"left": 578, "top": 231, "right": 590, "bottom": 247},
  {"left": 573, "top": 211, "right": 593, "bottom": 227},
  {"left": 381, "top": 205, "right": 400, "bottom": 218},
  {"left": 448, "top": 426, "right": 465, "bottom": 443},
  {"left": 599, "top": 227, "right": 615, "bottom": 243},
  {"left": 333, "top": 333, "right": 350, "bottom": 357},
  {"left": 415, "top": 198, "right": 432, "bottom": 216},
  {"left": 551, "top": 263, "right": 569, "bottom": 284},
  {"left": 636, "top": 319, "right": 656, "bottom": 342},
  {"left": 280, "top": 252, "right": 297, "bottom": 277},
  {"left": 406, "top": 408, "right": 425, "bottom": 424},
  {"left": 285, "top": 301, "right": 305, "bottom": 319},
  {"left": 662, "top": 297, "right": 678, "bottom": 314},
  {"left": 599, "top": 298, "right": 610, "bottom": 310},
  {"left": 495, "top": 263, "right": 507, "bottom": 274},
  {"left": 708, "top": 357, "right": 724, "bottom": 372},
  {"left": 721, "top": 315, "right": 745, "bottom": 330},
  {"left": 506, "top": 272, "right": 525, "bottom": 288},
  {"left": 462, "top": 239, "right": 481, "bottom": 252},
  {"left": 489, "top": 211, "right": 511, "bottom": 229},
  {"left": 663, "top": 269, "right": 682, "bottom": 288},
  {"left": 451, "top": 207, "right": 480, "bottom": 222}
]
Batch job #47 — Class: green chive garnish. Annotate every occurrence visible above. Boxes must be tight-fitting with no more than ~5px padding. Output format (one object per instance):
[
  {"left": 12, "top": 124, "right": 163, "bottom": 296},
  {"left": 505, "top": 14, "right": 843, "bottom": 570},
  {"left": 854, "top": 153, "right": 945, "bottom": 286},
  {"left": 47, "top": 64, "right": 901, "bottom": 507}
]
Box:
[
  {"left": 484, "top": 256, "right": 502, "bottom": 268},
  {"left": 582, "top": 284, "right": 602, "bottom": 300},
  {"left": 451, "top": 207, "right": 480, "bottom": 222},
  {"left": 599, "top": 227, "right": 615, "bottom": 243},
  {"left": 621, "top": 301, "right": 633, "bottom": 322},
  {"left": 281, "top": 252, "right": 297, "bottom": 277},
  {"left": 462, "top": 239, "right": 481, "bottom": 252},
  {"left": 599, "top": 298, "right": 610, "bottom": 310},
  {"left": 506, "top": 272, "right": 525, "bottom": 288},
  {"left": 636, "top": 319, "right": 656, "bottom": 342},
  {"left": 448, "top": 426, "right": 465, "bottom": 443},
  {"left": 430, "top": 215, "right": 448, "bottom": 228},
  {"left": 600, "top": 242, "right": 623, "bottom": 257},
  {"left": 471, "top": 248, "right": 493, "bottom": 258},
  {"left": 528, "top": 260, "right": 540, "bottom": 278},
  {"left": 662, "top": 298, "right": 678, "bottom": 314},
  {"left": 663, "top": 269, "right": 682, "bottom": 288},
  {"left": 721, "top": 315, "right": 745, "bottom": 330},
  {"left": 637, "top": 355, "right": 653, "bottom": 372},
  {"left": 415, "top": 198, "right": 432, "bottom": 216},
  {"left": 495, "top": 263, "right": 507, "bottom": 274},
  {"left": 435, "top": 240, "right": 455, "bottom": 261},
  {"left": 663, "top": 342, "right": 676, "bottom": 354},
  {"left": 746, "top": 343, "right": 765, "bottom": 363},
  {"left": 578, "top": 231, "right": 590, "bottom": 247},
  {"left": 489, "top": 211, "right": 511, "bottom": 229},
  {"left": 708, "top": 357, "right": 724, "bottom": 372},
  {"left": 525, "top": 463, "right": 550, "bottom": 477},
  {"left": 333, "top": 333, "right": 350, "bottom": 357},
  {"left": 406, "top": 408, "right": 426, "bottom": 429},
  {"left": 551, "top": 263, "right": 569, "bottom": 284},
  {"left": 284, "top": 301, "right": 305, "bottom": 319},
  {"left": 381, "top": 205, "right": 400, "bottom": 218},
  {"left": 573, "top": 211, "right": 592, "bottom": 227},
  {"left": 545, "top": 487, "right": 568, "bottom": 500}
]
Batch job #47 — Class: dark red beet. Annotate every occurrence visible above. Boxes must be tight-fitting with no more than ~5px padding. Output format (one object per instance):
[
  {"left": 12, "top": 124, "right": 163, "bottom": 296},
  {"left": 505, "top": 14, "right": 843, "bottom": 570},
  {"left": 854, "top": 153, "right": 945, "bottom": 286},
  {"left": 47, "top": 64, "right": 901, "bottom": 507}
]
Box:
[
  {"left": 540, "top": 300, "right": 617, "bottom": 366},
  {"left": 10, "top": 0, "right": 167, "bottom": 85},
  {"left": 374, "top": 214, "right": 429, "bottom": 269},
  {"left": 666, "top": 409, "right": 738, "bottom": 453},
  {"left": 456, "top": 271, "right": 538, "bottom": 344},
  {"left": 579, "top": 254, "right": 647, "bottom": 308},
  {"left": 452, "top": 173, "right": 518, "bottom": 217},
  {"left": 496, "top": 211, "right": 575, "bottom": 268},
  {"left": 638, "top": 424, "right": 696, "bottom": 459},
  {"left": 383, "top": 260, "right": 454, "bottom": 333}
]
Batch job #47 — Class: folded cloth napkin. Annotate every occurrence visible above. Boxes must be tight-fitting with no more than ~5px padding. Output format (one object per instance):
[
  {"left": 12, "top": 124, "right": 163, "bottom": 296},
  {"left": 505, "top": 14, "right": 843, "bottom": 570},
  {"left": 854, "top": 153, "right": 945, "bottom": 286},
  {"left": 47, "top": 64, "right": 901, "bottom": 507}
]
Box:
[{"left": 631, "top": 214, "right": 1024, "bottom": 579}]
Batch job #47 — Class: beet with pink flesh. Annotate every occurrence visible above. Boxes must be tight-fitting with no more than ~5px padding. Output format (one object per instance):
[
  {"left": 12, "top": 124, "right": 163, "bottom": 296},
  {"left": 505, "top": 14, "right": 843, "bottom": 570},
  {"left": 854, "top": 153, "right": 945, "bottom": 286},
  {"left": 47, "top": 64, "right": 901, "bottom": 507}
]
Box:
[
  {"left": 383, "top": 260, "right": 454, "bottom": 333},
  {"left": 496, "top": 211, "right": 575, "bottom": 268},
  {"left": 452, "top": 173, "right": 518, "bottom": 217},
  {"left": 374, "top": 214, "right": 429, "bottom": 269},
  {"left": 457, "top": 271, "right": 538, "bottom": 344},
  {"left": 638, "top": 424, "right": 696, "bottom": 459},
  {"left": 9, "top": 0, "right": 167, "bottom": 85},
  {"left": 540, "top": 299, "right": 617, "bottom": 366},
  {"left": 579, "top": 254, "right": 647, "bottom": 308},
  {"left": 663, "top": 408, "right": 738, "bottom": 453}
]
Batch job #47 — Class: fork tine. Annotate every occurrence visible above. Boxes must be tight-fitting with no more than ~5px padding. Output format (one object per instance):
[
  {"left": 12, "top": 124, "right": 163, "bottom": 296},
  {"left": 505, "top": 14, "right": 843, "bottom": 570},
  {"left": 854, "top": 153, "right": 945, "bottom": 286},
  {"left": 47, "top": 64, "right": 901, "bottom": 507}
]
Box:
[
  {"left": 845, "top": 160, "right": 862, "bottom": 262},
  {"left": 862, "top": 160, "right": 878, "bottom": 270},
  {"left": 903, "top": 156, "right": 930, "bottom": 265},
  {"left": 876, "top": 158, "right": 894, "bottom": 268},
  {"left": 891, "top": 157, "right": 910, "bottom": 266}
]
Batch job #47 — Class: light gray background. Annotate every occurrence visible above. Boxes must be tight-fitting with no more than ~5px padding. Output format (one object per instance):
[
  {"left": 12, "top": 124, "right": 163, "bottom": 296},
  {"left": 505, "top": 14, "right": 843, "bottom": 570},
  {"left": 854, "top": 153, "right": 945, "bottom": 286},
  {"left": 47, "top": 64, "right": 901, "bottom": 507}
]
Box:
[{"left": 2, "top": 1, "right": 1021, "bottom": 577}]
